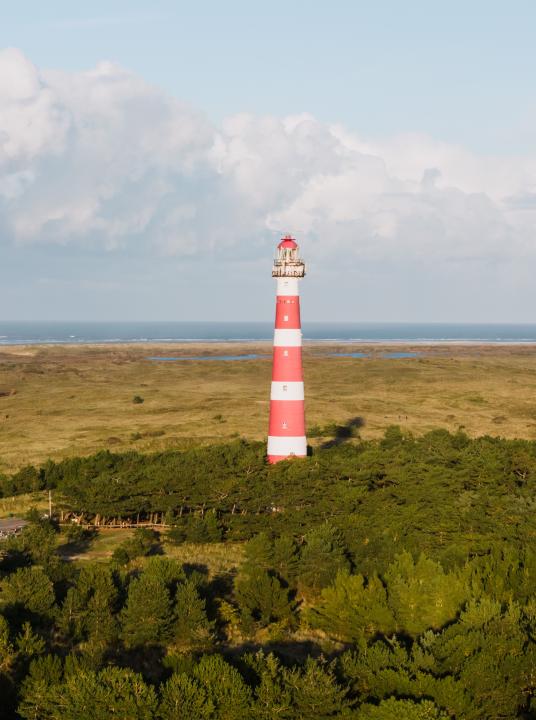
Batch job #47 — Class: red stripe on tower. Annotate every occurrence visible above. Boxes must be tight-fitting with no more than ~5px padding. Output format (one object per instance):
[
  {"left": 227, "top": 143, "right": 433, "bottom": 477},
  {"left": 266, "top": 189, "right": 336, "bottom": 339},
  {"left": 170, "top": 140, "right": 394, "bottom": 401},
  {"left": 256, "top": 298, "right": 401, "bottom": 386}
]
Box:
[{"left": 267, "top": 236, "right": 307, "bottom": 463}]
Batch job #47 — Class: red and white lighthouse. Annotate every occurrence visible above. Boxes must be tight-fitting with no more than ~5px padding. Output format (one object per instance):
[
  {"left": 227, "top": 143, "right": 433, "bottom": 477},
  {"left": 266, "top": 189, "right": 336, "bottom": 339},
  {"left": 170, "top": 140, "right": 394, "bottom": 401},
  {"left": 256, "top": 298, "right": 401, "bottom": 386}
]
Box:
[{"left": 267, "top": 236, "right": 307, "bottom": 463}]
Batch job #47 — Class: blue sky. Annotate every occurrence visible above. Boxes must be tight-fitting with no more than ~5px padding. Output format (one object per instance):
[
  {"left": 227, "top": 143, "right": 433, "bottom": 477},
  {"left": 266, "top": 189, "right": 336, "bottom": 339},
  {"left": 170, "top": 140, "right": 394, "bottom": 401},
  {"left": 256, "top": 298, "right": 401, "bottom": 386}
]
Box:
[
  {"left": 1, "top": 1, "right": 536, "bottom": 321},
  {"left": 4, "top": 0, "right": 536, "bottom": 151}
]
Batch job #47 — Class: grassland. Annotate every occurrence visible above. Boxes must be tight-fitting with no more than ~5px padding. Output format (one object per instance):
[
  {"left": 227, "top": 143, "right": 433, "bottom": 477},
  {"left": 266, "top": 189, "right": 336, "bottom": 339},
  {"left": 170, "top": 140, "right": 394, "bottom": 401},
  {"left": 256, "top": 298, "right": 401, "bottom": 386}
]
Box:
[
  {"left": 0, "top": 491, "right": 50, "bottom": 518},
  {"left": 1, "top": 342, "right": 536, "bottom": 472},
  {"left": 0, "top": 487, "right": 244, "bottom": 574},
  {"left": 57, "top": 527, "right": 245, "bottom": 576}
]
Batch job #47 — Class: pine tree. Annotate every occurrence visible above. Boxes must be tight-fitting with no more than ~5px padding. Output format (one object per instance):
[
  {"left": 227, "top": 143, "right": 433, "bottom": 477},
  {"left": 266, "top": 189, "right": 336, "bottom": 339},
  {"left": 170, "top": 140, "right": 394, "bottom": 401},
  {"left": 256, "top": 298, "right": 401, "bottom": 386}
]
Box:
[
  {"left": 203, "top": 512, "right": 223, "bottom": 542},
  {"left": 83, "top": 569, "right": 119, "bottom": 648},
  {"left": 15, "top": 622, "right": 46, "bottom": 659},
  {"left": 467, "top": 545, "right": 536, "bottom": 604},
  {"left": 158, "top": 673, "right": 214, "bottom": 719},
  {"left": 283, "top": 657, "right": 349, "bottom": 719},
  {"left": 143, "top": 557, "right": 186, "bottom": 591},
  {"left": 384, "top": 552, "right": 467, "bottom": 635},
  {"left": 193, "top": 654, "right": 253, "bottom": 720},
  {"left": 247, "top": 652, "right": 293, "bottom": 720},
  {"left": 297, "top": 523, "right": 350, "bottom": 598},
  {"left": 305, "top": 571, "right": 395, "bottom": 642},
  {"left": 44, "top": 666, "right": 158, "bottom": 720},
  {"left": 0, "top": 614, "right": 16, "bottom": 676},
  {"left": 0, "top": 614, "right": 17, "bottom": 719},
  {"left": 235, "top": 568, "right": 294, "bottom": 628},
  {"left": 173, "top": 580, "right": 213, "bottom": 650},
  {"left": 2, "top": 567, "right": 56, "bottom": 622},
  {"left": 339, "top": 639, "right": 413, "bottom": 702},
  {"left": 357, "top": 697, "right": 448, "bottom": 719},
  {"left": 120, "top": 574, "right": 173, "bottom": 648},
  {"left": 18, "top": 655, "right": 63, "bottom": 720},
  {"left": 242, "top": 533, "right": 274, "bottom": 573},
  {"left": 272, "top": 534, "right": 300, "bottom": 585},
  {"left": 7, "top": 519, "right": 57, "bottom": 567},
  {"left": 59, "top": 564, "right": 118, "bottom": 649},
  {"left": 185, "top": 514, "right": 223, "bottom": 543},
  {"left": 427, "top": 598, "right": 536, "bottom": 719}
]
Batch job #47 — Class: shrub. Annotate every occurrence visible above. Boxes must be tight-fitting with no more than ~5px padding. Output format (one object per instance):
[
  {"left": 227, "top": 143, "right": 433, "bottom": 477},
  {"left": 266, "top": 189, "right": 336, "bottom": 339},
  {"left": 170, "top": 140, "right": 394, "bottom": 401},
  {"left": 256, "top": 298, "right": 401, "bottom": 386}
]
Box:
[
  {"left": 112, "top": 529, "right": 160, "bottom": 565},
  {"left": 64, "top": 524, "right": 93, "bottom": 546},
  {"left": 167, "top": 515, "right": 222, "bottom": 545},
  {"left": 235, "top": 568, "right": 294, "bottom": 628}
]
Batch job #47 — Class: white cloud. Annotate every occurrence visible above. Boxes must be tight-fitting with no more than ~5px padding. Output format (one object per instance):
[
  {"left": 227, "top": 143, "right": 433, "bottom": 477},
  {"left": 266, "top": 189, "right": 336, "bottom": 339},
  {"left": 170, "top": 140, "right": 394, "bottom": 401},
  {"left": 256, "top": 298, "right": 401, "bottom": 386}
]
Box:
[
  {"left": 0, "top": 49, "right": 70, "bottom": 163},
  {"left": 1, "top": 48, "right": 535, "bottom": 265}
]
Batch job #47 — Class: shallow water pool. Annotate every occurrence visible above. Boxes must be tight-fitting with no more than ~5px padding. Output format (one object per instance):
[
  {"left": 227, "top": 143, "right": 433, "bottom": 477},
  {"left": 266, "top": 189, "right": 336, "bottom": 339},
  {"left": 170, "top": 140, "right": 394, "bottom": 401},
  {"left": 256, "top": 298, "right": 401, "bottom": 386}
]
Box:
[
  {"left": 330, "top": 351, "right": 421, "bottom": 359},
  {"left": 147, "top": 354, "right": 268, "bottom": 362}
]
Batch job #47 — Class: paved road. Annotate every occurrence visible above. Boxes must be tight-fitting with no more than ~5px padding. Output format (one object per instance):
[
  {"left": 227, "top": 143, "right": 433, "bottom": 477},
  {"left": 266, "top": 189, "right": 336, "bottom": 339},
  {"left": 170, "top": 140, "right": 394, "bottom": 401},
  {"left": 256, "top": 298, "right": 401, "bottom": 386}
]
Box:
[{"left": 0, "top": 517, "right": 29, "bottom": 537}]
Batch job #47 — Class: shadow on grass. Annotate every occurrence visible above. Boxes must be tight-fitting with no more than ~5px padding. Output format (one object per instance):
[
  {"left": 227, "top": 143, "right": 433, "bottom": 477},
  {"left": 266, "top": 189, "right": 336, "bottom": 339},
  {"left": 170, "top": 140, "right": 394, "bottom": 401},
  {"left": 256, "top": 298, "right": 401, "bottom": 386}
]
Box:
[
  {"left": 320, "top": 416, "right": 365, "bottom": 449},
  {"left": 226, "top": 638, "right": 346, "bottom": 667},
  {"left": 58, "top": 528, "right": 97, "bottom": 561}
]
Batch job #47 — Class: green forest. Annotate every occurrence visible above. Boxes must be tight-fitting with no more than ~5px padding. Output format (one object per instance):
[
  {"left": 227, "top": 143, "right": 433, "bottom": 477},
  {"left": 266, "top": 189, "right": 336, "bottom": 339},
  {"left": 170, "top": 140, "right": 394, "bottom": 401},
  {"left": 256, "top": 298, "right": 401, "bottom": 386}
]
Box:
[{"left": 1, "top": 427, "right": 536, "bottom": 718}]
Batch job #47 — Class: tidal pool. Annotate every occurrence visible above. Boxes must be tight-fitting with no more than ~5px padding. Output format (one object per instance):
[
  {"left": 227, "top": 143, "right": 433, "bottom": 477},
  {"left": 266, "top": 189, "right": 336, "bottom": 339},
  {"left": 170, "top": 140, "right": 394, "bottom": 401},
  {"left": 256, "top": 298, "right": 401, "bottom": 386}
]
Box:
[
  {"left": 147, "top": 354, "right": 268, "bottom": 362},
  {"left": 330, "top": 351, "right": 422, "bottom": 359}
]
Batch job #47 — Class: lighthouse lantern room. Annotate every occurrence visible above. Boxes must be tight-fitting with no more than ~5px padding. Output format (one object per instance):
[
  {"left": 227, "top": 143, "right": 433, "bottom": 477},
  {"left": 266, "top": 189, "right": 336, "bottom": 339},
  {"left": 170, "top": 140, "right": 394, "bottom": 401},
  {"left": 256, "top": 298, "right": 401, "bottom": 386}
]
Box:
[{"left": 267, "top": 236, "right": 307, "bottom": 463}]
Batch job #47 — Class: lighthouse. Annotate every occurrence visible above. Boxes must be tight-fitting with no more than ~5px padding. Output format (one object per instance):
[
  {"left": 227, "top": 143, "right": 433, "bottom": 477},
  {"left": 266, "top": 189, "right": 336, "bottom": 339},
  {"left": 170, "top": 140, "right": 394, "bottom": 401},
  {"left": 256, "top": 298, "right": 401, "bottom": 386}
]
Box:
[{"left": 267, "top": 236, "right": 307, "bottom": 463}]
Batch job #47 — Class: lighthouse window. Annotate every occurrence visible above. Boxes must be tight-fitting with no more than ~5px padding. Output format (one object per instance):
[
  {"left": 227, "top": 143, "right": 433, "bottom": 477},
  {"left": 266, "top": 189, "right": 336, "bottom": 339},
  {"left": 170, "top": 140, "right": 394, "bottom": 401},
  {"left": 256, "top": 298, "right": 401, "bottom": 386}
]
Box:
[
  {"left": 284, "top": 315, "right": 289, "bottom": 322},
  {"left": 283, "top": 350, "right": 289, "bottom": 357},
  {"left": 283, "top": 384, "right": 288, "bottom": 391}
]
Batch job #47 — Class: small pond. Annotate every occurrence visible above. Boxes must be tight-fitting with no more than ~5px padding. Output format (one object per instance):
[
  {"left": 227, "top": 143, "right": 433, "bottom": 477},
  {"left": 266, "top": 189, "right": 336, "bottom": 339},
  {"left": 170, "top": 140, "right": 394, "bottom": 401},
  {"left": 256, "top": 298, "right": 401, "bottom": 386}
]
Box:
[
  {"left": 147, "top": 354, "right": 268, "bottom": 362},
  {"left": 382, "top": 352, "right": 421, "bottom": 359},
  {"left": 330, "top": 351, "right": 422, "bottom": 359}
]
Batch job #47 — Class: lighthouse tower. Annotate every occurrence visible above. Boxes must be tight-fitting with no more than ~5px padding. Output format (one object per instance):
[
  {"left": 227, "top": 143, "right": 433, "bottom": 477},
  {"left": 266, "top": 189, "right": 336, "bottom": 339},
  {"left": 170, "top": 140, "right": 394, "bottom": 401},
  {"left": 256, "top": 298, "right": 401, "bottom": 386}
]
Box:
[{"left": 267, "top": 236, "right": 307, "bottom": 463}]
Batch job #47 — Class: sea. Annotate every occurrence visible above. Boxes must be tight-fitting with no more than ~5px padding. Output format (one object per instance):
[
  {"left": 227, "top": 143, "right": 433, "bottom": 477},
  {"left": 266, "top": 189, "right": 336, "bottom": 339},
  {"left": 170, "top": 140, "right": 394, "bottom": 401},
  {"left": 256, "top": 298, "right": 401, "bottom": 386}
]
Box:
[{"left": 2, "top": 321, "right": 536, "bottom": 345}]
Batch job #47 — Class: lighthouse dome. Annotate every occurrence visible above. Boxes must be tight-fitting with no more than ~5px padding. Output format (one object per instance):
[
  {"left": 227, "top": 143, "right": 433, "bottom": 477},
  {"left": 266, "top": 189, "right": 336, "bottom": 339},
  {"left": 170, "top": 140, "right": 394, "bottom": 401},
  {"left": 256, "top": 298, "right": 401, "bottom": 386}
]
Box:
[
  {"left": 278, "top": 236, "right": 298, "bottom": 250},
  {"left": 273, "top": 235, "right": 305, "bottom": 278}
]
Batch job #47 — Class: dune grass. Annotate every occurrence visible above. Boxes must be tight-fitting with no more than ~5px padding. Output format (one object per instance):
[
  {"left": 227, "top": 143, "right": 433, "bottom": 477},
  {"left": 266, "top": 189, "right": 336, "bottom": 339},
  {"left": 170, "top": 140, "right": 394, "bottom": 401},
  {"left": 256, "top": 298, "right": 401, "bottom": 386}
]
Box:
[
  {"left": 162, "top": 538, "right": 245, "bottom": 576},
  {"left": 0, "top": 491, "right": 49, "bottom": 518},
  {"left": 58, "top": 525, "right": 244, "bottom": 577},
  {"left": 1, "top": 342, "right": 536, "bottom": 472}
]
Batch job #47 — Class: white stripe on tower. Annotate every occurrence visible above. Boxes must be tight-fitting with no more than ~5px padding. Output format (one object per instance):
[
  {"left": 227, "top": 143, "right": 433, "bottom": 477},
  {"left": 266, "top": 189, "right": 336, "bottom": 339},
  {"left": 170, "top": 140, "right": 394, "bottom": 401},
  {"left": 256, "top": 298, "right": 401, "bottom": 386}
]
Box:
[
  {"left": 267, "top": 235, "right": 307, "bottom": 464},
  {"left": 267, "top": 436, "right": 308, "bottom": 457},
  {"left": 270, "top": 381, "right": 305, "bottom": 401},
  {"left": 276, "top": 277, "right": 299, "bottom": 295},
  {"left": 273, "top": 329, "right": 302, "bottom": 347}
]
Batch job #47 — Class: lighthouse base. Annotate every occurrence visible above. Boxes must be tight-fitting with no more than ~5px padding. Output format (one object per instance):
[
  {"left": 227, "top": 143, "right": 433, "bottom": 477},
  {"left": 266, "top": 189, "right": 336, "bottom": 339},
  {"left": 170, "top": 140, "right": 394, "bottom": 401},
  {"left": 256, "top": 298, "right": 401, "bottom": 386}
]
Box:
[{"left": 267, "top": 435, "right": 307, "bottom": 463}]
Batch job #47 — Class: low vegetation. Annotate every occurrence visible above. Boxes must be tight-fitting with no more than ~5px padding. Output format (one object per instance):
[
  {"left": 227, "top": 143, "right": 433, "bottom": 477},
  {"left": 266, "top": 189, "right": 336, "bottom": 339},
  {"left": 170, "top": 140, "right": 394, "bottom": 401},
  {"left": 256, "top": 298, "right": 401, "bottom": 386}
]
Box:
[
  {"left": 2, "top": 343, "right": 536, "bottom": 472},
  {"left": 1, "top": 429, "right": 536, "bottom": 717},
  {"left": 2, "top": 345, "right": 536, "bottom": 717}
]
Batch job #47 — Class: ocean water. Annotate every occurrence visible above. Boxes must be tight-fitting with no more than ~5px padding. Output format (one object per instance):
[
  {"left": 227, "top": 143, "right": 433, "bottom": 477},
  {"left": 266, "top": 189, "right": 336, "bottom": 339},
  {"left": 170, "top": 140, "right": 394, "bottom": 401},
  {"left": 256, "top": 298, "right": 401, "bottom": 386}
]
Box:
[
  {"left": 331, "top": 351, "right": 421, "bottom": 359},
  {"left": 2, "top": 321, "right": 536, "bottom": 345}
]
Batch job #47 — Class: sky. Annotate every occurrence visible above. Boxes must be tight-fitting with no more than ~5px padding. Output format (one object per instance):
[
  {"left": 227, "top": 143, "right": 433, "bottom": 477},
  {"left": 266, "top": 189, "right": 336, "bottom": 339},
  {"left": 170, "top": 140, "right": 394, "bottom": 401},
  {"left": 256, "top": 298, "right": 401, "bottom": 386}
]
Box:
[{"left": 1, "top": 0, "right": 536, "bottom": 322}]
